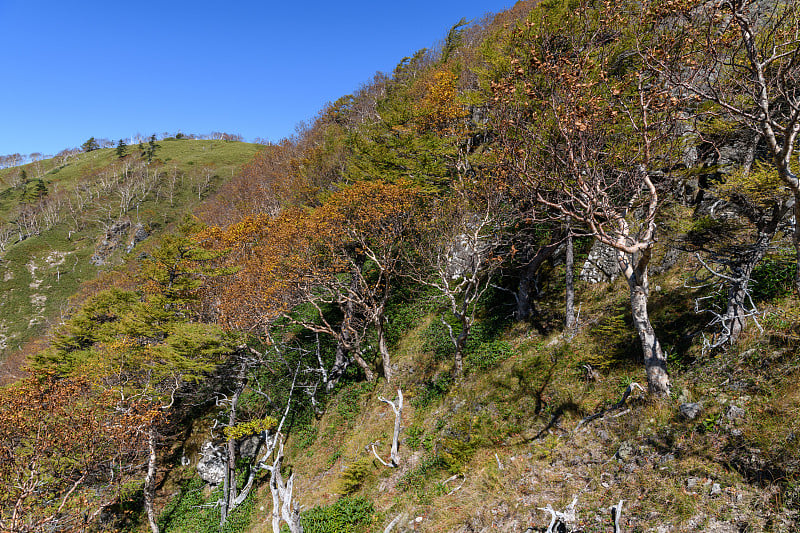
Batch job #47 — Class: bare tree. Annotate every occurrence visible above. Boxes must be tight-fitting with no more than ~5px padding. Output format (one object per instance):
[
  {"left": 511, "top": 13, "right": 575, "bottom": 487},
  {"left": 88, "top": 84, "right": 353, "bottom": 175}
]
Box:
[
  {"left": 684, "top": 183, "right": 790, "bottom": 348},
  {"left": 409, "top": 192, "right": 505, "bottom": 376},
  {"left": 212, "top": 339, "right": 322, "bottom": 531},
  {"left": 194, "top": 165, "right": 216, "bottom": 199},
  {"left": 29, "top": 153, "right": 43, "bottom": 178},
  {"left": 0, "top": 223, "right": 13, "bottom": 252}
]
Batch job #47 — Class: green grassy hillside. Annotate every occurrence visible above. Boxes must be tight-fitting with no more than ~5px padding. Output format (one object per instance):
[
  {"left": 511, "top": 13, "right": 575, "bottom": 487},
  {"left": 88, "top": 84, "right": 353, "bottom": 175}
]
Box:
[{"left": 0, "top": 139, "right": 261, "bottom": 372}]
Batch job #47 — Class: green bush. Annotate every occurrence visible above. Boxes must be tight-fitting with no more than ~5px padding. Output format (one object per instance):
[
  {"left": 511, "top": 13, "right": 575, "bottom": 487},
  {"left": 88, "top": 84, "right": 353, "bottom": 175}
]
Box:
[
  {"left": 397, "top": 455, "right": 446, "bottom": 492},
  {"left": 385, "top": 283, "right": 439, "bottom": 347},
  {"left": 412, "top": 373, "right": 453, "bottom": 408},
  {"left": 299, "top": 496, "right": 376, "bottom": 533},
  {"left": 334, "top": 381, "right": 374, "bottom": 426},
  {"left": 406, "top": 424, "right": 424, "bottom": 449},
  {"left": 439, "top": 435, "right": 478, "bottom": 474},
  {"left": 422, "top": 319, "right": 455, "bottom": 360},
  {"left": 292, "top": 425, "right": 317, "bottom": 448},
  {"left": 337, "top": 458, "right": 373, "bottom": 495}
]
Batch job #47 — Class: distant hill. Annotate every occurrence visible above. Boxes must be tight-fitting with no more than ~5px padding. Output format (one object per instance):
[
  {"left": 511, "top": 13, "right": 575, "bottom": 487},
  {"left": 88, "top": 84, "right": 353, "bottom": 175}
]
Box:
[{"left": 0, "top": 139, "right": 261, "bottom": 377}]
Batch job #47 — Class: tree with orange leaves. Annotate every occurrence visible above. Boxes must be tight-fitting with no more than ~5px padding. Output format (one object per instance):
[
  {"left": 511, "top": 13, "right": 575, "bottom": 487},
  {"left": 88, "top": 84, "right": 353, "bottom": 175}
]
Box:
[
  {"left": 206, "top": 180, "right": 421, "bottom": 386},
  {"left": 315, "top": 180, "right": 422, "bottom": 382},
  {"left": 0, "top": 376, "right": 149, "bottom": 533}
]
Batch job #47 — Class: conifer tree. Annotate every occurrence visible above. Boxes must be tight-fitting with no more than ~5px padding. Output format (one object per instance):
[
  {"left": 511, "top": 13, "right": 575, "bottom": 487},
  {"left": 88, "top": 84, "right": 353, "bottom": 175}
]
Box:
[
  {"left": 115, "top": 138, "right": 128, "bottom": 158},
  {"left": 81, "top": 137, "right": 99, "bottom": 152}
]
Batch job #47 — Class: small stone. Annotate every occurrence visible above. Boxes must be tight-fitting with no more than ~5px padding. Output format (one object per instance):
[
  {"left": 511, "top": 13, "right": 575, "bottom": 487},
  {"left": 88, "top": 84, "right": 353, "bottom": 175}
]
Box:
[
  {"left": 730, "top": 428, "right": 743, "bottom": 438},
  {"left": 711, "top": 483, "right": 722, "bottom": 496},
  {"left": 415, "top": 516, "right": 423, "bottom": 523},
  {"left": 726, "top": 405, "right": 746, "bottom": 420},
  {"left": 739, "top": 348, "right": 757, "bottom": 360},
  {"left": 687, "top": 477, "right": 700, "bottom": 489},
  {"left": 659, "top": 453, "right": 675, "bottom": 463},
  {"left": 616, "top": 441, "right": 635, "bottom": 461},
  {"left": 679, "top": 402, "right": 702, "bottom": 420}
]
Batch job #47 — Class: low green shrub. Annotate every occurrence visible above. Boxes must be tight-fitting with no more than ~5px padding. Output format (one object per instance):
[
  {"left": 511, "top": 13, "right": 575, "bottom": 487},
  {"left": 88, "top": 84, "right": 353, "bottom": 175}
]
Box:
[
  {"left": 298, "top": 496, "right": 376, "bottom": 533},
  {"left": 159, "top": 476, "right": 254, "bottom": 533},
  {"left": 406, "top": 424, "right": 424, "bottom": 449},
  {"left": 412, "top": 373, "right": 453, "bottom": 408},
  {"left": 422, "top": 319, "right": 455, "bottom": 361},
  {"left": 292, "top": 425, "right": 317, "bottom": 448},
  {"left": 397, "top": 455, "right": 446, "bottom": 492},
  {"left": 439, "top": 435, "right": 478, "bottom": 474},
  {"left": 752, "top": 254, "right": 795, "bottom": 302},
  {"left": 337, "top": 458, "right": 374, "bottom": 495}
]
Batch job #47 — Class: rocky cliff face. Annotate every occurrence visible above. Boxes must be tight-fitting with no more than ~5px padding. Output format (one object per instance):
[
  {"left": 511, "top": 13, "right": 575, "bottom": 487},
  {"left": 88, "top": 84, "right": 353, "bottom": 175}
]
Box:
[{"left": 91, "top": 219, "right": 149, "bottom": 266}]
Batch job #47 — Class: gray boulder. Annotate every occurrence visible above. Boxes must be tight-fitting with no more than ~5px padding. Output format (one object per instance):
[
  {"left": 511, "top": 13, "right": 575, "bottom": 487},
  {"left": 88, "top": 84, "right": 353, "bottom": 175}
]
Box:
[
  {"left": 197, "top": 442, "right": 225, "bottom": 485},
  {"left": 679, "top": 402, "right": 702, "bottom": 420}
]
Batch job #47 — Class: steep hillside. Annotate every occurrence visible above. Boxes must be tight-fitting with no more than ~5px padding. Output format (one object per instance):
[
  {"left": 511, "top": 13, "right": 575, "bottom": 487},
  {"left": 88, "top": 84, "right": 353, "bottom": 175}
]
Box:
[{"left": 2, "top": 0, "right": 800, "bottom": 532}]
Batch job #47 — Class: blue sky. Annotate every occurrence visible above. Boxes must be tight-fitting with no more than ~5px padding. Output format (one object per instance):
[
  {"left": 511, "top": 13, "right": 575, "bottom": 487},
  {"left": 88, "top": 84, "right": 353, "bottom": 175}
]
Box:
[{"left": 0, "top": 1, "right": 514, "bottom": 157}]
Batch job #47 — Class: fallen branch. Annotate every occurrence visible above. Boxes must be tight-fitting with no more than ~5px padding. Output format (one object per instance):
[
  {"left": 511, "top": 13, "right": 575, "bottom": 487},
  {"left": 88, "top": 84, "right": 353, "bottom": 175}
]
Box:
[
  {"left": 538, "top": 496, "right": 578, "bottom": 533},
  {"left": 574, "top": 382, "right": 644, "bottom": 431},
  {"left": 442, "top": 473, "right": 465, "bottom": 495},
  {"left": 383, "top": 513, "right": 406, "bottom": 533},
  {"left": 494, "top": 452, "right": 504, "bottom": 470},
  {"left": 611, "top": 500, "right": 624, "bottom": 533}
]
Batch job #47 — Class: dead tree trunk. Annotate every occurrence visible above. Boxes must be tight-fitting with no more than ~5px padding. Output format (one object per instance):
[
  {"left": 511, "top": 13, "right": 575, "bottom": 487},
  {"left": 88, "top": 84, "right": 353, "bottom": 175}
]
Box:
[
  {"left": 220, "top": 364, "right": 247, "bottom": 528},
  {"left": 515, "top": 236, "right": 561, "bottom": 320},
  {"left": 692, "top": 197, "right": 789, "bottom": 349},
  {"left": 268, "top": 438, "right": 303, "bottom": 533},
  {"left": 721, "top": 231, "right": 771, "bottom": 343},
  {"left": 144, "top": 427, "right": 160, "bottom": 533},
  {"left": 565, "top": 228, "right": 576, "bottom": 335},
  {"left": 371, "top": 389, "right": 403, "bottom": 467}
]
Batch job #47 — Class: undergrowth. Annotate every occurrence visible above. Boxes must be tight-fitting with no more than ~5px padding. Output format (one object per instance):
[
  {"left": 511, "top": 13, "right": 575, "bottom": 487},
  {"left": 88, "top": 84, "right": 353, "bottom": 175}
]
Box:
[{"left": 159, "top": 477, "right": 255, "bottom": 533}]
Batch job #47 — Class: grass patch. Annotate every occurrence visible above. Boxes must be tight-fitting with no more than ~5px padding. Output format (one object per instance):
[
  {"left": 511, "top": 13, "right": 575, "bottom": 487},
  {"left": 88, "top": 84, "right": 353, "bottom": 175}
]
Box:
[{"left": 297, "top": 496, "right": 377, "bottom": 533}]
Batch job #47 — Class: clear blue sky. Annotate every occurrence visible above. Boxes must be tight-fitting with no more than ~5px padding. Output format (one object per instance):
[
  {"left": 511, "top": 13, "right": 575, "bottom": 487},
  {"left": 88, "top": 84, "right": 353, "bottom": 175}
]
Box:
[{"left": 0, "top": 1, "right": 514, "bottom": 157}]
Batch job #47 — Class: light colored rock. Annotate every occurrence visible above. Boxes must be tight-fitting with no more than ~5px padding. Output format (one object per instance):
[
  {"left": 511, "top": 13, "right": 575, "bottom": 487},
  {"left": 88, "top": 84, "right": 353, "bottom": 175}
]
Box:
[
  {"left": 726, "top": 405, "right": 746, "bottom": 421},
  {"left": 616, "top": 441, "right": 634, "bottom": 461},
  {"left": 580, "top": 240, "right": 620, "bottom": 283},
  {"left": 197, "top": 442, "right": 225, "bottom": 485},
  {"left": 679, "top": 402, "right": 702, "bottom": 420}
]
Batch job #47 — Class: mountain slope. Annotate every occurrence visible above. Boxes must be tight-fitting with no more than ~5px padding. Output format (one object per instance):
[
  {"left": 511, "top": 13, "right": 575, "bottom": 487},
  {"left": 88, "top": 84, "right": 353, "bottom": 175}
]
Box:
[{"left": 0, "top": 139, "right": 261, "bottom": 377}]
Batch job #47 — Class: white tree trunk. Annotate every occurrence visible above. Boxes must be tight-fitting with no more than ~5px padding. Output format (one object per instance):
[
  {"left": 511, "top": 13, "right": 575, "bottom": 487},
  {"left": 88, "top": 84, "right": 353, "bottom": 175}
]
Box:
[{"left": 144, "top": 428, "right": 160, "bottom": 533}]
